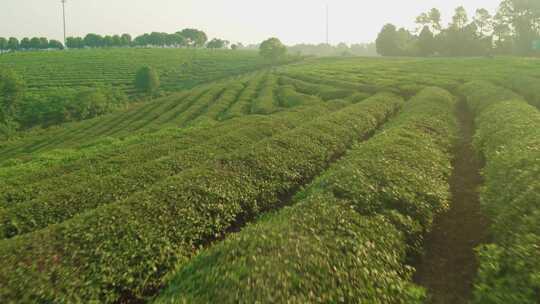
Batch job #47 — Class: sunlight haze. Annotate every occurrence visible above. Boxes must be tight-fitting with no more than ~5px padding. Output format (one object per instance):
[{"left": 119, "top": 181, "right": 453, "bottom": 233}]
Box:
[{"left": 1, "top": 0, "right": 501, "bottom": 45}]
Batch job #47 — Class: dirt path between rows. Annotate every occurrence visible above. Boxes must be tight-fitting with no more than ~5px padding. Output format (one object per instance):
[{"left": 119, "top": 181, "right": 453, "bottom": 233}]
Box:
[{"left": 414, "top": 100, "right": 490, "bottom": 304}]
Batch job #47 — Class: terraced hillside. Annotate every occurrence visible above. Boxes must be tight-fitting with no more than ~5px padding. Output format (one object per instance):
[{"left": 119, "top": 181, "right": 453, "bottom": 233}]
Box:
[
  {"left": 0, "top": 56, "right": 539, "bottom": 304},
  {"left": 0, "top": 48, "right": 293, "bottom": 96}
]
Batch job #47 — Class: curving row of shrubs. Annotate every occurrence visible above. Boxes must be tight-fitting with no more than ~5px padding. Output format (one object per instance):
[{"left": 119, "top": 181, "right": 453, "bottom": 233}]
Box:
[
  {"left": 0, "top": 84, "right": 233, "bottom": 205},
  {"left": 500, "top": 75, "right": 540, "bottom": 109},
  {"left": 0, "top": 73, "right": 270, "bottom": 201},
  {"left": 0, "top": 101, "right": 343, "bottom": 239},
  {"left": 460, "top": 81, "right": 540, "bottom": 304},
  {"left": 154, "top": 87, "right": 458, "bottom": 303},
  {"left": 222, "top": 72, "right": 266, "bottom": 119},
  {"left": 0, "top": 92, "right": 402, "bottom": 303},
  {"left": 278, "top": 75, "right": 356, "bottom": 101},
  {"left": 276, "top": 84, "right": 322, "bottom": 109},
  {"left": 251, "top": 73, "right": 280, "bottom": 114}
]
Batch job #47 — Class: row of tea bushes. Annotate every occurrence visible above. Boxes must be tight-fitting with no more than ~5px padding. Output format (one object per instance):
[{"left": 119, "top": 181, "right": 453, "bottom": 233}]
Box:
[
  {"left": 460, "top": 81, "right": 540, "bottom": 304},
  {"left": 0, "top": 101, "right": 343, "bottom": 238},
  {"left": 154, "top": 87, "right": 458, "bottom": 303},
  {"left": 0, "top": 92, "right": 402, "bottom": 303}
]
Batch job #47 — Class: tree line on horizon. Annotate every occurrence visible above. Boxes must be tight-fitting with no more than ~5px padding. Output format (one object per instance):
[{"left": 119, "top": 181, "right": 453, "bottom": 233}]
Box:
[
  {"left": 376, "top": 0, "right": 540, "bottom": 57},
  {"left": 0, "top": 37, "right": 64, "bottom": 52},
  {"left": 0, "top": 28, "right": 239, "bottom": 53},
  {"left": 288, "top": 42, "right": 377, "bottom": 57}
]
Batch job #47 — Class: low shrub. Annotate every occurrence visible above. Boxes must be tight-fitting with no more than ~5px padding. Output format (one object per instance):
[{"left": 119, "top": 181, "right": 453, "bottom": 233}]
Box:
[{"left": 154, "top": 87, "right": 458, "bottom": 303}]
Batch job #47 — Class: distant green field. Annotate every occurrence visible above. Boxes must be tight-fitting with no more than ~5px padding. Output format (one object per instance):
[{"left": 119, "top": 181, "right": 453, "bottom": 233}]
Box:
[
  {"left": 0, "top": 48, "right": 284, "bottom": 95},
  {"left": 0, "top": 56, "right": 539, "bottom": 303}
]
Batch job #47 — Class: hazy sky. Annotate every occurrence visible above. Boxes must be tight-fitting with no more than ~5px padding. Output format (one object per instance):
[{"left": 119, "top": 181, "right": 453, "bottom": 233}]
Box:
[{"left": 1, "top": 0, "right": 501, "bottom": 45}]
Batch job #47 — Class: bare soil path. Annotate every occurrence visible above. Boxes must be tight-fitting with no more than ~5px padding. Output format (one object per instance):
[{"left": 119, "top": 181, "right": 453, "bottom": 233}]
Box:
[{"left": 414, "top": 100, "right": 490, "bottom": 304}]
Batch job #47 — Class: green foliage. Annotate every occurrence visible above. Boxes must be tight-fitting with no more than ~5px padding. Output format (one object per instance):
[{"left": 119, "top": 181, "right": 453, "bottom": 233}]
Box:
[
  {"left": 178, "top": 28, "right": 208, "bottom": 48},
  {"left": 135, "top": 66, "right": 160, "bottom": 95},
  {"left": 154, "top": 87, "right": 457, "bottom": 303},
  {"left": 48, "top": 39, "right": 64, "bottom": 50},
  {"left": 500, "top": 75, "right": 540, "bottom": 108},
  {"left": 0, "top": 100, "right": 337, "bottom": 239},
  {"left": 206, "top": 38, "right": 229, "bottom": 49},
  {"left": 458, "top": 80, "right": 520, "bottom": 114},
  {"left": 0, "top": 48, "right": 294, "bottom": 96},
  {"left": 460, "top": 81, "right": 540, "bottom": 303},
  {"left": 68, "top": 89, "right": 117, "bottom": 120},
  {"left": 0, "top": 93, "right": 401, "bottom": 302},
  {"left": 416, "top": 8, "right": 442, "bottom": 33},
  {"left": 157, "top": 198, "right": 422, "bottom": 304},
  {"left": 16, "top": 87, "right": 127, "bottom": 129},
  {"left": 0, "top": 37, "right": 7, "bottom": 52},
  {"left": 0, "top": 69, "right": 25, "bottom": 138},
  {"left": 376, "top": 24, "right": 401, "bottom": 56},
  {"left": 251, "top": 74, "right": 279, "bottom": 114},
  {"left": 378, "top": 0, "right": 540, "bottom": 56},
  {"left": 0, "top": 48, "right": 297, "bottom": 134},
  {"left": 1, "top": 56, "right": 539, "bottom": 303},
  {"left": 276, "top": 85, "right": 321, "bottom": 108},
  {"left": 222, "top": 72, "right": 266, "bottom": 119},
  {"left": 259, "top": 37, "right": 287, "bottom": 62},
  {"left": 278, "top": 75, "right": 356, "bottom": 100},
  {"left": 7, "top": 37, "right": 19, "bottom": 51},
  {"left": 418, "top": 26, "right": 436, "bottom": 56},
  {"left": 0, "top": 48, "right": 298, "bottom": 132},
  {"left": 0, "top": 69, "right": 25, "bottom": 116}
]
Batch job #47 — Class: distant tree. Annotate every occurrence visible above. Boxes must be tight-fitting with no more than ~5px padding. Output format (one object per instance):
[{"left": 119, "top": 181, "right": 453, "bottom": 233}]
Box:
[
  {"left": 134, "top": 66, "right": 160, "bottom": 94},
  {"left": 29, "top": 37, "right": 41, "bottom": 50},
  {"left": 0, "top": 38, "right": 7, "bottom": 53},
  {"left": 336, "top": 42, "right": 349, "bottom": 55},
  {"left": 416, "top": 8, "right": 442, "bottom": 33},
  {"left": 179, "top": 28, "right": 208, "bottom": 47},
  {"left": 134, "top": 34, "right": 150, "bottom": 46},
  {"left": 38, "top": 37, "right": 49, "bottom": 49},
  {"left": 121, "top": 33, "right": 132, "bottom": 46},
  {"left": 230, "top": 42, "right": 244, "bottom": 50},
  {"left": 102, "top": 35, "right": 114, "bottom": 47},
  {"left": 452, "top": 6, "right": 469, "bottom": 30},
  {"left": 207, "top": 38, "right": 230, "bottom": 49},
  {"left": 0, "top": 70, "right": 25, "bottom": 137},
  {"left": 496, "top": 0, "right": 540, "bottom": 54},
  {"left": 376, "top": 24, "right": 400, "bottom": 56},
  {"left": 20, "top": 38, "right": 31, "bottom": 50},
  {"left": 474, "top": 8, "right": 493, "bottom": 37},
  {"left": 112, "top": 35, "right": 122, "bottom": 47},
  {"left": 148, "top": 32, "right": 167, "bottom": 47},
  {"left": 67, "top": 89, "right": 110, "bottom": 120},
  {"left": 436, "top": 7, "right": 478, "bottom": 56},
  {"left": 7, "top": 37, "right": 19, "bottom": 51},
  {"left": 492, "top": 8, "right": 514, "bottom": 54},
  {"left": 167, "top": 33, "right": 186, "bottom": 47},
  {"left": 417, "top": 26, "right": 436, "bottom": 56},
  {"left": 259, "top": 37, "right": 287, "bottom": 62},
  {"left": 396, "top": 28, "right": 418, "bottom": 56},
  {"left": 84, "top": 33, "right": 104, "bottom": 48},
  {"left": 66, "top": 37, "right": 84, "bottom": 49},
  {"left": 48, "top": 40, "right": 64, "bottom": 50},
  {"left": 0, "top": 69, "right": 25, "bottom": 130},
  {"left": 439, "top": 21, "right": 489, "bottom": 56}
]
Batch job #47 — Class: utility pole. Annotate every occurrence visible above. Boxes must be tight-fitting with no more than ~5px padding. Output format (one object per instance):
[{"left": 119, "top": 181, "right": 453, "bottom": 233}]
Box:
[
  {"left": 61, "top": 0, "right": 67, "bottom": 47},
  {"left": 326, "top": 4, "right": 329, "bottom": 45}
]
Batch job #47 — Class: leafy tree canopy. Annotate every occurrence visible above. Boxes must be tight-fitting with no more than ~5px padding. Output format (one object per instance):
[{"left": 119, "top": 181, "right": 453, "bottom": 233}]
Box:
[{"left": 259, "top": 37, "right": 287, "bottom": 62}]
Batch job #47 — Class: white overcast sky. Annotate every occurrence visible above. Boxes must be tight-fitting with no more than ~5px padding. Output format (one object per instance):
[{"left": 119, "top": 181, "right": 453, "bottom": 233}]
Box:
[{"left": 1, "top": 0, "right": 501, "bottom": 45}]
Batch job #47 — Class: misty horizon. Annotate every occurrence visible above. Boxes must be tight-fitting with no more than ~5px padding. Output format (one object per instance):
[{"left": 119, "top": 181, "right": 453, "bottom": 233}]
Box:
[{"left": 2, "top": 0, "right": 501, "bottom": 45}]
